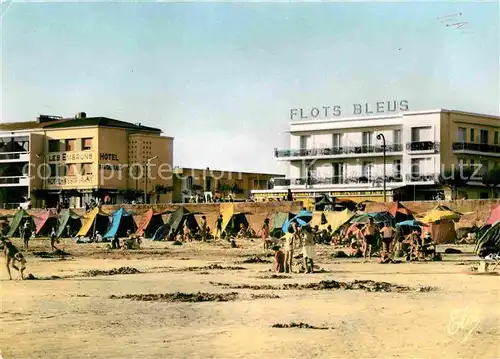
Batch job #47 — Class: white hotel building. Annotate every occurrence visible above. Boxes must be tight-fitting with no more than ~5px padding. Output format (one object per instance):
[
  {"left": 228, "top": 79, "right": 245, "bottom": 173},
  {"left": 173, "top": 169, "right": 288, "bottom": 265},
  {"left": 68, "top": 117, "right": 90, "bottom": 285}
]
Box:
[{"left": 252, "top": 109, "right": 500, "bottom": 205}]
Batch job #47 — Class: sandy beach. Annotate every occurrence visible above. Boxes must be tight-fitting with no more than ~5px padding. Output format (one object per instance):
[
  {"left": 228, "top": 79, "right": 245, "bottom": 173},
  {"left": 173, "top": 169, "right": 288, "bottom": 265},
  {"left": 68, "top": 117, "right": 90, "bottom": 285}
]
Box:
[{"left": 1, "top": 238, "right": 499, "bottom": 359}]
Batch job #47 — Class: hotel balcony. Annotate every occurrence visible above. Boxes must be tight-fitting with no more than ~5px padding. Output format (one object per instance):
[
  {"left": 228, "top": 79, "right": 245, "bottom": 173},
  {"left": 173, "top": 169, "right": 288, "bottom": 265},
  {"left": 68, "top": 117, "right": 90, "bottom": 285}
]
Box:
[
  {"left": 273, "top": 175, "right": 403, "bottom": 189},
  {"left": 452, "top": 142, "right": 500, "bottom": 157},
  {"left": 0, "top": 151, "right": 29, "bottom": 163},
  {"left": 274, "top": 143, "right": 403, "bottom": 160},
  {"left": 0, "top": 176, "right": 30, "bottom": 187},
  {"left": 405, "top": 173, "right": 437, "bottom": 183},
  {"left": 405, "top": 141, "right": 440, "bottom": 153}
]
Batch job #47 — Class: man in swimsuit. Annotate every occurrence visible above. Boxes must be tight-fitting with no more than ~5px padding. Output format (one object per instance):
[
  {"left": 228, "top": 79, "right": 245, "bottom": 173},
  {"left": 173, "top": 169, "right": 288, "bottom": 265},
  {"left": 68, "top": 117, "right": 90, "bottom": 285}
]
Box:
[
  {"left": 361, "top": 218, "right": 378, "bottom": 262},
  {"left": 380, "top": 222, "right": 394, "bottom": 255},
  {"left": 214, "top": 214, "right": 223, "bottom": 239},
  {"left": 2, "top": 236, "right": 27, "bottom": 280},
  {"left": 260, "top": 218, "right": 270, "bottom": 251}
]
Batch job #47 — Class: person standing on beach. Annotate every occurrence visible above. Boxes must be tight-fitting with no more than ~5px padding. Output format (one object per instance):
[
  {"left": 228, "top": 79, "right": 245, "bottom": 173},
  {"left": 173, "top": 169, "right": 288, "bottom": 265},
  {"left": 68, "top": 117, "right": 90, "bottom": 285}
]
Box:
[
  {"left": 200, "top": 215, "right": 208, "bottom": 241},
  {"left": 260, "top": 218, "right": 270, "bottom": 251},
  {"left": 50, "top": 227, "right": 58, "bottom": 252},
  {"left": 380, "top": 222, "right": 394, "bottom": 255},
  {"left": 281, "top": 227, "right": 295, "bottom": 273},
  {"left": 361, "top": 218, "right": 378, "bottom": 262},
  {"left": 214, "top": 214, "right": 223, "bottom": 239},
  {"left": 301, "top": 225, "right": 315, "bottom": 273}
]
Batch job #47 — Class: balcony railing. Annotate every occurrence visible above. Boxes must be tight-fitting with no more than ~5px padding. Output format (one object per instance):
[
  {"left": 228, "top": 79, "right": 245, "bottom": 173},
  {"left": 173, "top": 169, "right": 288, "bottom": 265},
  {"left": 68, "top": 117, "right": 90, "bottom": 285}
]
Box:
[
  {"left": 273, "top": 175, "right": 404, "bottom": 187},
  {"left": 405, "top": 173, "right": 437, "bottom": 182},
  {"left": 0, "top": 152, "right": 29, "bottom": 161},
  {"left": 406, "top": 141, "right": 439, "bottom": 152},
  {"left": 0, "top": 176, "right": 29, "bottom": 185},
  {"left": 452, "top": 142, "right": 500, "bottom": 154},
  {"left": 275, "top": 144, "right": 403, "bottom": 158}
]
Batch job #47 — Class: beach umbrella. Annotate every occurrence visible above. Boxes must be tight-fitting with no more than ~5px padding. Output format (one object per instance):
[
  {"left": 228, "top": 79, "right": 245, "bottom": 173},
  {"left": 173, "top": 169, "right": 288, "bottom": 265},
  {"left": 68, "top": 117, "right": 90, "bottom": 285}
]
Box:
[
  {"left": 396, "top": 220, "right": 427, "bottom": 227},
  {"left": 282, "top": 210, "right": 313, "bottom": 233}
]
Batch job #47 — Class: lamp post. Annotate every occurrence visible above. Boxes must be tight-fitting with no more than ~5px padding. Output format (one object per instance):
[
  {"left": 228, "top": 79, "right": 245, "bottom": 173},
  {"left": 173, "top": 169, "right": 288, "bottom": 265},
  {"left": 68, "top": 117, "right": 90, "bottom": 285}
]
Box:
[
  {"left": 143, "top": 156, "right": 158, "bottom": 204},
  {"left": 36, "top": 153, "right": 47, "bottom": 207},
  {"left": 376, "top": 133, "right": 387, "bottom": 202}
]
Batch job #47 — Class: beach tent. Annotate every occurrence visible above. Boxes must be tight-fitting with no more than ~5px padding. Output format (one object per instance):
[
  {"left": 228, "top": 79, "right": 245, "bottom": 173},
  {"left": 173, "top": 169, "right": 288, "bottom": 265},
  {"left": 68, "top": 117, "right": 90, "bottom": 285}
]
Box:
[
  {"left": 389, "top": 201, "right": 415, "bottom": 222},
  {"left": 135, "top": 208, "right": 164, "bottom": 238},
  {"left": 475, "top": 221, "right": 500, "bottom": 257},
  {"left": 349, "top": 212, "right": 396, "bottom": 227},
  {"left": 6, "top": 208, "right": 33, "bottom": 237},
  {"left": 311, "top": 209, "right": 354, "bottom": 233},
  {"left": 103, "top": 208, "right": 136, "bottom": 239},
  {"left": 421, "top": 219, "right": 457, "bottom": 244},
  {"left": 76, "top": 207, "right": 110, "bottom": 237},
  {"left": 419, "top": 205, "right": 462, "bottom": 223},
  {"left": 56, "top": 209, "right": 82, "bottom": 237},
  {"left": 270, "top": 212, "right": 295, "bottom": 237},
  {"left": 153, "top": 207, "right": 199, "bottom": 240},
  {"left": 223, "top": 212, "right": 250, "bottom": 236},
  {"left": 486, "top": 205, "right": 500, "bottom": 225},
  {"left": 33, "top": 209, "right": 58, "bottom": 236}
]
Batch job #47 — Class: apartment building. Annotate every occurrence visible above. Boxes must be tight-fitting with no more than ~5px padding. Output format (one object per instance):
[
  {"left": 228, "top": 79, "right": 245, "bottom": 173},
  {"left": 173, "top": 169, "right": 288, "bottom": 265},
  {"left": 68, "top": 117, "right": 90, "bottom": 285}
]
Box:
[
  {"left": 171, "top": 166, "right": 283, "bottom": 203},
  {"left": 0, "top": 112, "right": 173, "bottom": 208},
  {"left": 251, "top": 109, "right": 500, "bottom": 204}
]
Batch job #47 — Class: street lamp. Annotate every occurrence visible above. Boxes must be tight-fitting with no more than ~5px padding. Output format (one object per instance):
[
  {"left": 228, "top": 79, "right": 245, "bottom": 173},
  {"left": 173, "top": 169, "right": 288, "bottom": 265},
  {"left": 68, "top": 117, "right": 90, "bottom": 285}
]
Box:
[
  {"left": 376, "top": 133, "right": 387, "bottom": 202},
  {"left": 144, "top": 156, "right": 158, "bottom": 204},
  {"left": 36, "top": 153, "right": 47, "bottom": 206}
]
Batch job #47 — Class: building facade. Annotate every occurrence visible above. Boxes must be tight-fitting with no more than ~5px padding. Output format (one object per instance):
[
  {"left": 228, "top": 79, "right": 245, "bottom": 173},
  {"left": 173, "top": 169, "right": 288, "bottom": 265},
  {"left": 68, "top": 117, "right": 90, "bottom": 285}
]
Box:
[
  {"left": 251, "top": 109, "right": 500, "bottom": 204},
  {"left": 0, "top": 113, "right": 173, "bottom": 208},
  {"left": 171, "top": 166, "right": 283, "bottom": 203}
]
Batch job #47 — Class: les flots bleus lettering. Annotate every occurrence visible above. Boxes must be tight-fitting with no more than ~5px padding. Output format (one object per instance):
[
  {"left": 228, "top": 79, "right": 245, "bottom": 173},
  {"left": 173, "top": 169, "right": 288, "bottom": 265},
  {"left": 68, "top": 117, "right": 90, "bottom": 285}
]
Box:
[{"left": 290, "top": 100, "right": 409, "bottom": 120}]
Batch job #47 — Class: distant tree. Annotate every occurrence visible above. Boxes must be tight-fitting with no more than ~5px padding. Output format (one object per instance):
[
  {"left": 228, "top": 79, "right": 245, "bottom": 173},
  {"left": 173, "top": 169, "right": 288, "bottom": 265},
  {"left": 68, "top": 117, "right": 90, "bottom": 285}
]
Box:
[
  {"left": 153, "top": 184, "right": 173, "bottom": 204},
  {"left": 438, "top": 167, "right": 474, "bottom": 200},
  {"left": 481, "top": 167, "right": 500, "bottom": 198}
]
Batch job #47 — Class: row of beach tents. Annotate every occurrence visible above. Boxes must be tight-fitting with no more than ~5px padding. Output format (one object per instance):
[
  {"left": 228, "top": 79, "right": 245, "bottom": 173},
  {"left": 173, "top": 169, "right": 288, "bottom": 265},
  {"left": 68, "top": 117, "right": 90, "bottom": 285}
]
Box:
[{"left": 1, "top": 202, "right": 499, "bottom": 246}]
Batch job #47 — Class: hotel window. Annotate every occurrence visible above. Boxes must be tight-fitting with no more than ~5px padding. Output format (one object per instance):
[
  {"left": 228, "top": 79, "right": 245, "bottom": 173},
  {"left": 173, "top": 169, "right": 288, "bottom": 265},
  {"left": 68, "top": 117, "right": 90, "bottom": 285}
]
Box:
[
  {"left": 82, "top": 138, "right": 92, "bottom": 151},
  {"left": 332, "top": 163, "right": 344, "bottom": 184},
  {"left": 393, "top": 160, "right": 402, "bottom": 179},
  {"left": 300, "top": 135, "right": 311, "bottom": 149},
  {"left": 48, "top": 140, "right": 60, "bottom": 152},
  {"left": 187, "top": 176, "right": 193, "bottom": 189},
  {"left": 411, "top": 159, "right": 421, "bottom": 177},
  {"left": 480, "top": 130, "right": 489, "bottom": 144},
  {"left": 457, "top": 158, "right": 465, "bottom": 170},
  {"left": 82, "top": 163, "right": 93, "bottom": 175},
  {"left": 65, "top": 139, "right": 76, "bottom": 152},
  {"left": 393, "top": 130, "right": 402, "bottom": 145},
  {"left": 457, "top": 127, "right": 466, "bottom": 142},
  {"left": 362, "top": 161, "right": 373, "bottom": 180},
  {"left": 362, "top": 132, "right": 373, "bottom": 146},
  {"left": 495, "top": 131, "right": 499, "bottom": 145},
  {"left": 470, "top": 129, "right": 475, "bottom": 143},
  {"left": 332, "top": 133, "right": 343, "bottom": 149},
  {"left": 470, "top": 159, "right": 475, "bottom": 170},
  {"left": 479, "top": 160, "right": 489, "bottom": 175},
  {"left": 48, "top": 164, "right": 58, "bottom": 177},
  {"left": 67, "top": 164, "right": 77, "bottom": 176}
]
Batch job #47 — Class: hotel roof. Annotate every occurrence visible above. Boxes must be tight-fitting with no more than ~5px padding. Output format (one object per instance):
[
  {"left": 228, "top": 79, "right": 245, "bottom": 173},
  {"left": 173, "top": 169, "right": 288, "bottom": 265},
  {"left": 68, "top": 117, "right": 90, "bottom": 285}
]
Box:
[{"left": 0, "top": 116, "right": 162, "bottom": 133}]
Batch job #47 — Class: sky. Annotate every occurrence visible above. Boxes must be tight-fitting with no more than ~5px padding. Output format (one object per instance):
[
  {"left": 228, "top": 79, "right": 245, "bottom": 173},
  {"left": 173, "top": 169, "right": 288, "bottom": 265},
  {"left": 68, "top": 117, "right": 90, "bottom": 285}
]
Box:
[{"left": 1, "top": 1, "right": 499, "bottom": 175}]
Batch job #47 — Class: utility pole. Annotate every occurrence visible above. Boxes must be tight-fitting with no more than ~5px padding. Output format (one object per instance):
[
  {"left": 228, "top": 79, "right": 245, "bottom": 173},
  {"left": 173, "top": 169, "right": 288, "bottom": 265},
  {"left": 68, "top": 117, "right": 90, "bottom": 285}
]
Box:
[{"left": 376, "top": 133, "right": 387, "bottom": 202}]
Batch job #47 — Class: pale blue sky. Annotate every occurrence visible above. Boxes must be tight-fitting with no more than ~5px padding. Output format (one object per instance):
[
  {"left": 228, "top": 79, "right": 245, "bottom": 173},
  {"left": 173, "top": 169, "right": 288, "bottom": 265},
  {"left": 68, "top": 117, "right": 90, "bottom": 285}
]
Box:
[{"left": 1, "top": 1, "right": 499, "bottom": 174}]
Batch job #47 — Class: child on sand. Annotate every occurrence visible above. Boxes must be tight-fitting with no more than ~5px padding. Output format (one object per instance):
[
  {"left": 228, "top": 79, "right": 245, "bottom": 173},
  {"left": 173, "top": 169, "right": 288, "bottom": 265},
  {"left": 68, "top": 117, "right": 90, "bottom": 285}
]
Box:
[{"left": 272, "top": 245, "right": 285, "bottom": 273}]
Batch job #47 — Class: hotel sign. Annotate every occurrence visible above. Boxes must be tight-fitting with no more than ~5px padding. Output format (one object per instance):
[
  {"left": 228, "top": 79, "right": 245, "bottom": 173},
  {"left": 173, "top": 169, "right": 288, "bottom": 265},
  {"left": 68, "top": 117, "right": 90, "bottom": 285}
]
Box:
[
  {"left": 289, "top": 100, "right": 409, "bottom": 120},
  {"left": 47, "top": 151, "right": 93, "bottom": 163},
  {"left": 47, "top": 174, "right": 95, "bottom": 187}
]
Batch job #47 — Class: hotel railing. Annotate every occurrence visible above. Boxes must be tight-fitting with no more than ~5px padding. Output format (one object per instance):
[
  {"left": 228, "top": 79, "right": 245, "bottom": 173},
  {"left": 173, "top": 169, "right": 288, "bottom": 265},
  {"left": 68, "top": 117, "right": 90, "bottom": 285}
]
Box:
[
  {"left": 274, "top": 143, "right": 403, "bottom": 158},
  {"left": 273, "top": 176, "right": 404, "bottom": 187},
  {"left": 0, "top": 151, "right": 29, "bottom": 160},
  {"left": 405, "top": 174, "right": 437, "bottom": 182},
  {"left": 452, "top": 142, "right": 500, "bottom": 154},
  {"left": 0, "top": 176, "right": 28, "bottom": 184},
  {"left": 405, "top": 141, "right": 440, "bottom": 152}
]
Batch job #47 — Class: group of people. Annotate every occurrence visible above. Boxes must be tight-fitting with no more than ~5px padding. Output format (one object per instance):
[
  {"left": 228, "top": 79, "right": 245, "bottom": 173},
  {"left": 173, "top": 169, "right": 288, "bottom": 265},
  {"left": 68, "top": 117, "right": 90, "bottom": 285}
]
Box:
[
  {"left": 345, "top": 219, "right": 436, "bottom": 262},
  {"left": 272, "top": 222, "right": 316, "bottom": 274}
]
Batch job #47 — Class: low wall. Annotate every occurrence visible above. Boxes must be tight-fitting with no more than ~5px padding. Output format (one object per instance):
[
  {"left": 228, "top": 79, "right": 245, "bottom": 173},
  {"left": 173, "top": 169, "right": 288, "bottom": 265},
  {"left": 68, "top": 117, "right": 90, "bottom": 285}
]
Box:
[{"left": 365, "top": 199, "right": 500, "bottom": 227}]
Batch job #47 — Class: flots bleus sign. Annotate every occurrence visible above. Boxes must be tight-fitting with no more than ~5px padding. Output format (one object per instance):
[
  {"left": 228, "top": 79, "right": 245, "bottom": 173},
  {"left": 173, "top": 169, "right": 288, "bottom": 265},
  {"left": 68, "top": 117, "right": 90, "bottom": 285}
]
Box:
[{"left": 289, "top": 100, "right": 409, "bottom": 120}]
